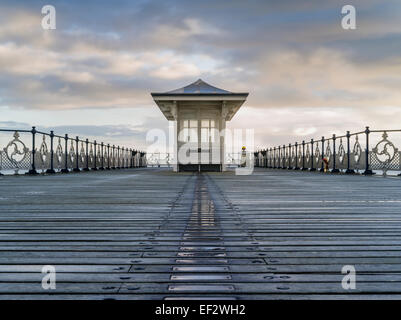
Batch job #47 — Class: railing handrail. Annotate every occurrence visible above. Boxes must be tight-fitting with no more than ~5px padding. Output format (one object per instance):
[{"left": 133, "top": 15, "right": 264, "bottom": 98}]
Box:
[
  {"left": 0, "top": 128, "right": 31, "bottom": 133},
  {"left": 256, "top": 128, "right": 401, "bottom": 153},
  {"left": 0, "top": 127, "right": 144, "bottom": 153}
]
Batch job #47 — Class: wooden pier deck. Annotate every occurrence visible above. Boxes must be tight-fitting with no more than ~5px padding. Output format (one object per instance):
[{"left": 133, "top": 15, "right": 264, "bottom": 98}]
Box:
[{"left": 0, "top": 167, "right": 401, "bottom": 300}]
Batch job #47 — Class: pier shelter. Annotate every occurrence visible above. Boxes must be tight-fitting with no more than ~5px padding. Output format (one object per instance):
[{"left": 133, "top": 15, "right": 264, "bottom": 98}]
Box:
[{"left": 151, "top": 79, "right": 248, "bottom": 172}]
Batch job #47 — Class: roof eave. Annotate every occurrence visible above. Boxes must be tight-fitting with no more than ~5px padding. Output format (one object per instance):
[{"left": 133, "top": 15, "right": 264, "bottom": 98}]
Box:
[
  {"left": 151, "top": 93, "right": 249, "bottom": 102},
  {"left": 151, "top": 93, "right": 248, "bottom": 97}
]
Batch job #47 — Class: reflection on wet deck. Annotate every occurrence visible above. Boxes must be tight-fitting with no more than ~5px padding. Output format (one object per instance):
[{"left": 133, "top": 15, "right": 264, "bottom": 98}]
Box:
[{"left": 169, "top": 173, "right": 234, "bottom": 296}]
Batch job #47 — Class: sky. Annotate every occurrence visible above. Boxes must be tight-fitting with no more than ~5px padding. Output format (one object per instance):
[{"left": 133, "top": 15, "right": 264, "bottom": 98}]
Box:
[{"left": 0, "top": 0, "right": 401, "bottom": 150}]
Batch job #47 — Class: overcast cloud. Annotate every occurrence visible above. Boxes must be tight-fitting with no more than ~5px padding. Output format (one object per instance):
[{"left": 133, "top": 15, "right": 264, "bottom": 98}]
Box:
[{"left": 0, "top": 0, "right": 400, "bottom": 149}]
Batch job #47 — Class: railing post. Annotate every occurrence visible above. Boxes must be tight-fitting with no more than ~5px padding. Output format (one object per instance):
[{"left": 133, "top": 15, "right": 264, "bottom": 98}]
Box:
[
  {"left": 117, "top": 146, "right": 120, "bottom": 169},
  {"left": 100, "top": 142, "right": 105, "bottom": 170},
  {"left": 263, "top": 149, "right": 266, "bottom": 168},
  {"left": 46, "top": 130, "right": 56, "bottom": 174},
  {"left": 345, "top": 131, "right": 355, "bottom": 174},
  {"left": 120, "top": 147, "right": 123, "bottom": 169},
  {"left": 277, "top": 146, "right": 281, "bottom": 169},
  {"left": 106, "top": 144, "right": 111, "bottom": 170},
  {"left": 83, "top": 139, "right": 89, "bottom": 171},
  {"left": 111, "top": 145, "right": 116, "bottom": 169},
  {"left": 28, "top": 126, "right": 38, "bottom": 175},
  {"left": 261, "top": 150, "right": 264, "bottom": 168},
  {"left": 261, "top": 149, "right": 267, "bottom": 168},
  {"left": 271, "top": 148, "right": 273, "bottom": 168},
  {"left": 320, "top": 136, "right": 325, "bottom": 172},
  {"left": 272, "top": 147, "right": 275, "bottom": 168},
  {"left": 301, "top": 141, "right": 307, "bottom": 170},
  {"left": 92, "top": 140, "right": 98, "bottom": 171},
  {"left": 73, "top": 136, "right": 80, "bottom": 172},
  {"left": 287, "top": 144, "right": 292, "bottom": 170},
  {"left": 118, "top": 147, "right": 124, "bottom": 169},
  {"left": 310, "top": 139, "right": 316, "bottom": 171},
  {"left": 129, "top": 149, "right": 133, "bottom": 168},
  {"left": 363, "top": 126, "right": 373, "bottom": 175},
  {"left": 294, "top": 142, "right": 300, "bottom": 170},
  {"left": 123, "top": 147, "right": 126, "bottom": 169},
  {"left": 262, "top": 150, "right": 265, "bottom": 168},
  {"left": 61, "top": 134, "right": 69, "bottom": 173},
  {"left": 331, "top": 134, "right": 340, "bottom": 173},
  {"left": 281, "top": 145, "right": 286, "bottom": 169},
  {"left": 262, "top": 150, "right": 264, "bottom": 168},
  {"left": 122, "top": 147, "right": 126, "bottom": 169}
]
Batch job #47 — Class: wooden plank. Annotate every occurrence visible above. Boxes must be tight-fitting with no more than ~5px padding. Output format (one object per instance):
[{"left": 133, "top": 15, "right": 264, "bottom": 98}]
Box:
[{"left": 1, "top": 168, "right": 401, "bottom": 299}]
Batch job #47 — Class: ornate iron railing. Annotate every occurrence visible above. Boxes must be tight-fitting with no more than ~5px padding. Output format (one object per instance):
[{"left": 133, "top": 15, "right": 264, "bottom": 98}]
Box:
[
  {"left": 146, "top": 152, "right": 245, "bottom": 168},
  {"left": 0, "top": 127, "right": 147, "bottom": 175},
  {"left": 255, "top": 127, "right": 401, "bottom": 176},
  {"left": 146, "top": 153, "right": 173, "bottom": 167}
]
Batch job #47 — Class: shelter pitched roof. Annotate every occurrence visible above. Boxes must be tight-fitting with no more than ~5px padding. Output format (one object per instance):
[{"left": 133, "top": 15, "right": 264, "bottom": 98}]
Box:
[
  {"left": 151, "top": 79, "right": 248, "bottom": 97},
  {"left": 165, "top": 79, "right": 232, "bottom": 94}
]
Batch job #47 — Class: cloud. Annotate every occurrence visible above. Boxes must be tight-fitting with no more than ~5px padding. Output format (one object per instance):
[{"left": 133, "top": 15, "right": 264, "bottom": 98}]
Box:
[
  {"left": 0, "top": 116, "right": 167, "bottom": 149},
  {"left": 0, "top": 0, "right": 401, "bottom": 146},
  {"left": 0, "top": 120, "right": 31, "bottom": 129},
  {"left": 247, "top": 48, "right": 401, "bottom": 108}
]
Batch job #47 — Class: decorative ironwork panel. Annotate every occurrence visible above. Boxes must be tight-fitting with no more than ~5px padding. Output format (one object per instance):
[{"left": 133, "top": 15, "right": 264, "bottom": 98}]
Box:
[
  {"left": 325, "top": 140, "right": 332, "bottom": 163},
  {"left": 54, "top": 138, "right": 64, "bottom": 171},
  {"left": 289, "top": 146, "right": 295, "bottom": 168},
  {"left": 370, "top": 132, "right": 400, "bottom": 174},
  {"left": 96, "top": 145, "right": 101, "bottom": 167},
  {"left": 88, "top": 144, "right": 94, "bottom": 168},
  {"left": 297, "top": 145, "right": 302, "bottom": 168},
  {"left": 35, "top": 134, "right": 50, "bottom": 172},
  {"left": 103, "top": 147, "right": 108, "bottom": 168},
  {"left": 350, "top": 135, "right": 362, "bottom": 171},
  {"left": 67, "top": 140, "right": 76, "bottom": 169},
  {"left": 314, "top": 143, "right": 321, "bottom": 169},
  {"left": 2, "top": 131, "right": 31, "bottom": 174},
  {"left": 337, "top": 138, "right": 347, "bottom": 170},
  {"left": 78, "top": 141, "right": 86, "bottom": 168},
  {"left": 305, "top": 144, "right": 311, "bottom": 169}
]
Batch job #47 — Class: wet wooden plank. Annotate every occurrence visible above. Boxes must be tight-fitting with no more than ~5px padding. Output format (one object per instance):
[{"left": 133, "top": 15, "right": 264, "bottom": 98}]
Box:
[
  {"left": 1, "top": 168, "right": 401, "bottom": 299},
  {"left": 2, "top": 272, "right": 401, "bottom": 283}
]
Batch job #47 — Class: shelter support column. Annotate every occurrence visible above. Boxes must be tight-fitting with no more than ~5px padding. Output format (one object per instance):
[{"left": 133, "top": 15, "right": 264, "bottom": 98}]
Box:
[
  {"left": 221, "top": 101, "right": 228, "bottom": 172},
  {"left": 171, "top": 101, "right": 178, "bottom": 172}
]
